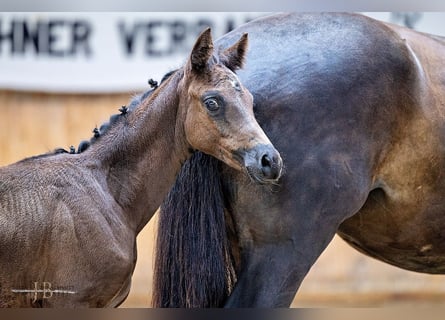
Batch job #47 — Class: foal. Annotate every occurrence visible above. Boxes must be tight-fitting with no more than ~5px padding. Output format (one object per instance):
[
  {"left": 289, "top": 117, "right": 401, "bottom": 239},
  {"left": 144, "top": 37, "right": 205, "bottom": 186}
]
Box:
[{"left": 0, "top": 29, "right": 282, "bottom": 307}]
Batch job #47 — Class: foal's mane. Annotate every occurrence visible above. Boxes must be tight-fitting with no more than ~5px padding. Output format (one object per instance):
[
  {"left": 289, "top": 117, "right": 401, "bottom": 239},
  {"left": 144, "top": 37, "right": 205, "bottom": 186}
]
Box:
[{"left": 20, "top": 71, "right": 176, "bottom": 162}]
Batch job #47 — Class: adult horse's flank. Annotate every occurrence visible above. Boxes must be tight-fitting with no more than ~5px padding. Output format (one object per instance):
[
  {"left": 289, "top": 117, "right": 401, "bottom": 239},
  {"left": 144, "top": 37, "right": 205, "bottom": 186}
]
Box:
[
  {"left": 0, "top": 29, "right": 282, "bottom": 307},
  {"left": 155, "top": 12, "right": 445, "bottom": 307}
]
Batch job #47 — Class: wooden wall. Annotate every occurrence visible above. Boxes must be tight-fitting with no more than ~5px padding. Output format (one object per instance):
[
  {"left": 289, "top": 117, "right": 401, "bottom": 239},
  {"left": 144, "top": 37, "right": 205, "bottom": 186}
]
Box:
[
  {"left": 1, "top": 90, "right": 445, "bottom": 307},
  {"left": 0, "top": 90, "right": 130, "bottom": 165}
]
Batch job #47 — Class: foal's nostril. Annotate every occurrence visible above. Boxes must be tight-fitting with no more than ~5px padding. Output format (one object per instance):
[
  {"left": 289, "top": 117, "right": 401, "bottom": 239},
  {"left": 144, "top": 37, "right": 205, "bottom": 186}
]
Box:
[
  {"left": 261, "top": 154, "right": 272, "bottom": 168},
  {"left": 258, "top": 149, "right": 282, "bottom": 181},
  {"left": 245, "top": 145, "right": 282, "bottom": 183},
  {"left": 260, "top": 152, "right": 279, "bottom": 180}
]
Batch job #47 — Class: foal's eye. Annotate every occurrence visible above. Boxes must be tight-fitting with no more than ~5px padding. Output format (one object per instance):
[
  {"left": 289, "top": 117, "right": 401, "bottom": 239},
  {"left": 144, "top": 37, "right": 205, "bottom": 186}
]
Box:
[{"left": 204, "top": 98, "right": 219, "bottom": 112}]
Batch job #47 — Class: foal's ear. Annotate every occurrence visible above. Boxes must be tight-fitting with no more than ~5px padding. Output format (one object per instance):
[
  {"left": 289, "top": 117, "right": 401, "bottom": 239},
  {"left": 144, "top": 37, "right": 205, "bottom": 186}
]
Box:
[
  {"left": 221, "top": 33, "right": 249, "bottom": 71},
  {"left": 188, "top": 27, "right": 214, "bottom": 73}
]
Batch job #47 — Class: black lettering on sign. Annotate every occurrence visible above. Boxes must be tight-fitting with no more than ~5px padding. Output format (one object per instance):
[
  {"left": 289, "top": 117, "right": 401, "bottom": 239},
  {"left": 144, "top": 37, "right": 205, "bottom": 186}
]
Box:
[
  {"left": 224, "top": 17, "right": 236, "bottom": 34},
  {"left": 144, "top": 21, "right": 162, "bottom": 57},
  {"left": 0, "top": 18, "right": 92, "bottom": 57},
  {"left": 70, "top": 20, "right": 92, "bottom": 56},
  {"left": 195, "top": 19, "right": 213, "bottom": 34},
  {"left": 116, "top": 16, "right": 257, "bottom": 58},
  {"left": 118, "top": 21, "right": 138, "bottom": 55},
  {"left": 170, "top": 20, "right": 187, "bottom": 53},
  {"left": 48, "top": 20, "right": 65, "bottom": 57},
  {"left": 0, "top": 19, "right": 15, "bottom": 54},
  {"left": 118, "top": 19, "right": 217, "bottom": 57},
  {"left": 22, "top": 19, "right": 40, "bottom": 53}
]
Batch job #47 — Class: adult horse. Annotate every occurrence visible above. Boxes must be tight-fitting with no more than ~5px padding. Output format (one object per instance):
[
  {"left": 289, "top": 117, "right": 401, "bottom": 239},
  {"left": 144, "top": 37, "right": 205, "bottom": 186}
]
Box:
[
  {"left": 0, "top": 29, "right": 283, "bottom": 307},
  {"left": 154, "top": 12, "right": 445, "bottom": 307}
]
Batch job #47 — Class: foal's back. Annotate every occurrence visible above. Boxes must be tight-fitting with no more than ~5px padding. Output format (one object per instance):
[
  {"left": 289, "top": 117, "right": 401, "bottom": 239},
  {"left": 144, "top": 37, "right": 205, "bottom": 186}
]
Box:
[{"left": 0, "top": 154, "right": 134, "bottom": 307}]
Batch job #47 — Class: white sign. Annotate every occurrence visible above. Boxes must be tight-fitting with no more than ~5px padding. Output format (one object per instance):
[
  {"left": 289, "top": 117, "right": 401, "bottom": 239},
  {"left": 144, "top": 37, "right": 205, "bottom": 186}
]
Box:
[
  {"left": 0, "top": 12, "right": 265, "bottom": 93},
  {"left": 2, "top": 12, "right": 445, "bottom": 93}
]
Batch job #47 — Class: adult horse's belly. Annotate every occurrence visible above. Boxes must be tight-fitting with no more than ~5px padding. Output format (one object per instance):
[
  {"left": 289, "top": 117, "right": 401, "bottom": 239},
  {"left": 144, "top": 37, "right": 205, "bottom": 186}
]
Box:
[
  {"left": 338, "top": 191, "right": 445, "bottom": 274},
  {"left": 337, "top": 116, "right": 445, "bottom": 274}
]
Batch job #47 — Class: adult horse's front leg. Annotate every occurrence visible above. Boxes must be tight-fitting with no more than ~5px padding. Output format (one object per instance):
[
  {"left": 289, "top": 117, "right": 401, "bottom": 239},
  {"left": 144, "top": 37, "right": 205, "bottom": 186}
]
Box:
[
  {"left": 223, "top": 159, "right": 371, "bottom": 307},
  {"left": 225, "top": 242, "right": 317, "bottom": 307}
]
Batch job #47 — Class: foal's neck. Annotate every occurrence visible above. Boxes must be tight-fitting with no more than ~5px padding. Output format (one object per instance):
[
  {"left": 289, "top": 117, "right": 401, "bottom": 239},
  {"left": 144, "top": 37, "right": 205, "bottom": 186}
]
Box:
[{"left": 86, "top": 71, "right": 190, "bottom": 233}]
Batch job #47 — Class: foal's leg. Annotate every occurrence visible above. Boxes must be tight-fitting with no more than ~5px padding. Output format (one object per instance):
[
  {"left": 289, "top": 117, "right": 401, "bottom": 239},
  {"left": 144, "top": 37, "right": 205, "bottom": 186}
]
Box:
[{"left": 224, "top": 158, "right": 371, "bottom": 307}]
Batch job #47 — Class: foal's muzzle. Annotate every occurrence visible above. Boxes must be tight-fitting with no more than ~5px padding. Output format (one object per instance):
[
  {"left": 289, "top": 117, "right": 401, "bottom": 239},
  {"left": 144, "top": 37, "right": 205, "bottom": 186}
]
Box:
[{"left": 236, "top": 144, "right": 283, "bottom": 184}]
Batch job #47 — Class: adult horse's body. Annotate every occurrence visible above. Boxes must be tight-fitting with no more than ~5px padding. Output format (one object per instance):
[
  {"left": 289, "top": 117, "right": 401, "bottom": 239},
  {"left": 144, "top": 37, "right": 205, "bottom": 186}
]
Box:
[
  {"left": 154, "top": 13, "right": 445, "bottom": 307},
  {"left": 0, "top": 29, "right": 282, "bottom": 307}
]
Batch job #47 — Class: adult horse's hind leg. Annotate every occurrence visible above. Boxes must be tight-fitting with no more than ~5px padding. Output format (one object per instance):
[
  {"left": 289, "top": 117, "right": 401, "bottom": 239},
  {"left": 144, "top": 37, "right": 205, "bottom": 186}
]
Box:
[{"left": 223, "top": 155, "right": 372, "bottom": 307}]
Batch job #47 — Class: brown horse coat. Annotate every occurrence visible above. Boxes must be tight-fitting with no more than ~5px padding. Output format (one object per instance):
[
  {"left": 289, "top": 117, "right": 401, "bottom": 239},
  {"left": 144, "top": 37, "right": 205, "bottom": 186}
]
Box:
[
  {"left": 0, "top": 29, "right": 282, "bottom": 307},
  {"left": 154, "top": 13, "right": 445, "bottom": 307}
]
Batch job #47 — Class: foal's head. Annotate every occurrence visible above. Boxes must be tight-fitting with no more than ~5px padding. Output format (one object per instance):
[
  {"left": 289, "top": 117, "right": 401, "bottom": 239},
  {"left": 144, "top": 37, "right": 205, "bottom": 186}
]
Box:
[{"left": 178, "top": 28, "right": 282, "bottom": 183}]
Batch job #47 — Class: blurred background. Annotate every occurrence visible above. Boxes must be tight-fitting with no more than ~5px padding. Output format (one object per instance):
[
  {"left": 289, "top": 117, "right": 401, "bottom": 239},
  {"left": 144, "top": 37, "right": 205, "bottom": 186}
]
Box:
[{"left": 1, "top": 12, "right": 445, "bottom": 307}]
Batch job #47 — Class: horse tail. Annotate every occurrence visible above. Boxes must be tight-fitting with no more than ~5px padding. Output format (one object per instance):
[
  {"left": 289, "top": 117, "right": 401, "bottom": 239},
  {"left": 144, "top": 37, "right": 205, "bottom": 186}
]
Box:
[{"left": 152, "top": 151, "right": 236, "bottom": 307}]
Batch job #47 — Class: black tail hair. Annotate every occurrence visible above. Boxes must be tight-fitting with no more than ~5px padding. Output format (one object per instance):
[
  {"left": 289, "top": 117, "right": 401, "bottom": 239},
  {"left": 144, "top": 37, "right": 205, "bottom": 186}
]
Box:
[{"left": 152, "top": 151, "right": 236, "bottom": 307}]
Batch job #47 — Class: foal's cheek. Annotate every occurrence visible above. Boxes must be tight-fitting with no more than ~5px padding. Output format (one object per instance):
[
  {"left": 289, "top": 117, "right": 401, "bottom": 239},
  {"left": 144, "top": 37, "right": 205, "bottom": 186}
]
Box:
[{"left": 184, "top": 108, "right": 221, "bottom": 154}]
